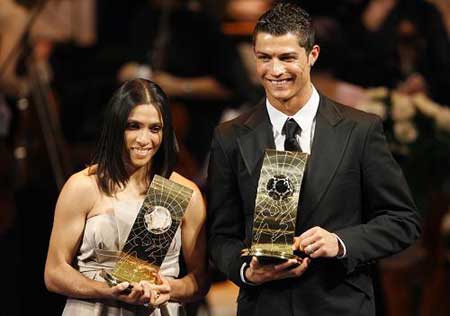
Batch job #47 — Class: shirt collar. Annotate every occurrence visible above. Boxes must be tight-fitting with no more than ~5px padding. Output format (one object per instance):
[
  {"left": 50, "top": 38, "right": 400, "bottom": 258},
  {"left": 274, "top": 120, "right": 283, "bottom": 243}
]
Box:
[{"left": 266, "top": 85, "right": 320, "bottom": 136}]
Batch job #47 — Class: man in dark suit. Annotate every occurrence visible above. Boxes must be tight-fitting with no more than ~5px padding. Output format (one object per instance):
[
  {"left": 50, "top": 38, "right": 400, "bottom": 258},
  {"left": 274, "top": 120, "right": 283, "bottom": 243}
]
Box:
[{"left": 207, "top": 2, "right": 421, "bottom": 316}]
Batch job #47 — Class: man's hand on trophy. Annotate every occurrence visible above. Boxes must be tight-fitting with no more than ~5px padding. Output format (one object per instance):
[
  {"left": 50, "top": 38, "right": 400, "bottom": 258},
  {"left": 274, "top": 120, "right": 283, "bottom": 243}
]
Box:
[
  {"left": 244, "top": 256, "right": 310, "bottom": 285},
  {"left": 294, "top": 226, "right": 342, "bottom": 258}
]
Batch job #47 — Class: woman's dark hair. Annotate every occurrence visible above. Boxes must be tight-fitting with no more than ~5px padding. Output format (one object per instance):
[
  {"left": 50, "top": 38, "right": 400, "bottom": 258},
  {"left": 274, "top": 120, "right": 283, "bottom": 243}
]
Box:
[{"left": 91, "top": 78, "right": 177, "bottom": 195}]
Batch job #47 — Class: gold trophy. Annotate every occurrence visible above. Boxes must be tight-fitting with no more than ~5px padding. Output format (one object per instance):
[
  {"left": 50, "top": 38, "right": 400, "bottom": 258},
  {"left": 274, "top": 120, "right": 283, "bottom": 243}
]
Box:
[
  {"left": 102, "top": 175, "right": 193, "bottom": 314},
  {"left": 241, "top": 149, "right": 308, "bottom": 264}
]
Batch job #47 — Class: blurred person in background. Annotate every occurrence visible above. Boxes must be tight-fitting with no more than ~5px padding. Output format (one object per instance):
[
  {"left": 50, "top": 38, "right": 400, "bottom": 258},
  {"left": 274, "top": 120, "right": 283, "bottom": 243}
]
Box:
[
  {"left": 49, "top": 0, "right": 146, "bottom": 166},
  {"left": 1, "top": 1, "right": 111, "bottom": 315},
  {"left": 338, "top": 0, "right": 450, "bottom": 105},
  {"left": 118, "top": 0, "right": 258, "bottom": 185}
]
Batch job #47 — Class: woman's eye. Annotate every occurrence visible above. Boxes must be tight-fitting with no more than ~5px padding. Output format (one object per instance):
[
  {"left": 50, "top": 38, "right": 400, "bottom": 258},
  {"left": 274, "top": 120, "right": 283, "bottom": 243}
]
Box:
[
  {"left": 150, "top": 125, "right": 162, "bottom": 133},
  {"left": 126, "top": 122, "right": 139, "bottom": 129}
]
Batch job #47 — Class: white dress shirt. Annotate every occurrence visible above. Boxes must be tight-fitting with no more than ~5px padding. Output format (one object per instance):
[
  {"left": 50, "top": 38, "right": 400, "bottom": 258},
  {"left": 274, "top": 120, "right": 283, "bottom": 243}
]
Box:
[{"left": 266, "top": 86, "right": 319, "bottom": 153}]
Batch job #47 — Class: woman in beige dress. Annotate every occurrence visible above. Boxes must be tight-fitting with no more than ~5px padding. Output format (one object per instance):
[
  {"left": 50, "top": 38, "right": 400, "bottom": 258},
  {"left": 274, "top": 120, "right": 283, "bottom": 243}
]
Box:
[{"left": 44, "top": 78, "right": 209, "bottom": 316}]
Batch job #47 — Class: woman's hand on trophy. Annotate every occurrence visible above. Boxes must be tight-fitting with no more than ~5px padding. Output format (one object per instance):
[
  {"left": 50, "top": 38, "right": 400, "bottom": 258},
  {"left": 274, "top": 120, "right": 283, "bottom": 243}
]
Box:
[
  {"left": 110, "top": 281, "right": 151, "bottom": 305},
  {"left": 149, "top": 275, "right": 171, "bottom": 306},
  {"left": 294, "top": 226, "right": 342, "bottom": 258},
  {"left": 244, "top": 256, "right": 310, "bottom": 285},
  {"left": 138, "top": 281, "right": 155, "bottom": 306}
]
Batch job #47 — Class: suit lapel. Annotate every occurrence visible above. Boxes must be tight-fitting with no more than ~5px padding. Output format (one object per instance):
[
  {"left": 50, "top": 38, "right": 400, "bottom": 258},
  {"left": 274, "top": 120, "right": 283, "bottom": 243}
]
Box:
[
  {"left": 299, "top": 97, "right": 355, "bottom": 224},
  {"left": 237, "top": 102, "right": 276, "bottom": 176},
  {"left": 237, "top": 97, "right": 355, "bottom": 227}
]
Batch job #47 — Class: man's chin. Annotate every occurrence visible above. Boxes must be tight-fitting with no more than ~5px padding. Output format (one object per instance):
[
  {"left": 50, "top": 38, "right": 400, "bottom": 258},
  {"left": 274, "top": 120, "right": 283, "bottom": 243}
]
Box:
[{"left": 268, "top": 92, "right": 292, "bottom": 103}]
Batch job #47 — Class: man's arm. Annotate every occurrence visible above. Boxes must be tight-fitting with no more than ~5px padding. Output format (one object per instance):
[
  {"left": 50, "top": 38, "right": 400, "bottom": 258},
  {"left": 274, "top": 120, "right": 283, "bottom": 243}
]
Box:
[
  {"left": 292, "top": 115, "right": 421, "bottom": 273},
  {"left": 335, "top": 117, "right": 422, "bottom": 270},
  {"left": 207, "top": 127, "right": 249, "bottom": 288}
]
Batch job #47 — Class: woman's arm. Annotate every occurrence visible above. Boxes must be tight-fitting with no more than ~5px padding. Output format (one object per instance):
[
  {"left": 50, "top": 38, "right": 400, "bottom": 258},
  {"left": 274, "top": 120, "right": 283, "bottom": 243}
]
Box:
[
  {"left": 167, "top": 174, "right": 210, "bottom": 302},
  {"left": 44, "top": 172, "right": 109, "bottom": 298},
  {"left": 44, "top": 171, "right": 152, "bottom": 305}
]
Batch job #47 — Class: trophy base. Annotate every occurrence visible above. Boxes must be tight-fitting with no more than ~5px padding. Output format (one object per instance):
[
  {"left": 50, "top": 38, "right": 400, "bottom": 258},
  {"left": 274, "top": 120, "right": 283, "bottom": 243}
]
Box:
[
  {"left": 241, "top": 248, "right": 298, "bottom": 265},
  {"left": 101, "top": 270, "right": 123, "bottom": 287}
]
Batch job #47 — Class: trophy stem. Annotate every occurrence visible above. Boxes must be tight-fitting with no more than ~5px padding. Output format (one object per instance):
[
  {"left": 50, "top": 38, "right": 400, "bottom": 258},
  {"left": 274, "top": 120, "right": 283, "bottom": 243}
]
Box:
[{"left": 242, "top": 150, "right": 309, "bottom": 265}]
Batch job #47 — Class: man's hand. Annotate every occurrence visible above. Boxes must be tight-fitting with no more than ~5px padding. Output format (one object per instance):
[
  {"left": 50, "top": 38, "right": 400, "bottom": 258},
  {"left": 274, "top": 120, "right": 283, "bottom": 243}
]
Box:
[
  {"left": 294, "top": 226, "right": 343, "bottom": 258},
  {"left": 244, "top": 256, "right": 310, "bottom": 285}
]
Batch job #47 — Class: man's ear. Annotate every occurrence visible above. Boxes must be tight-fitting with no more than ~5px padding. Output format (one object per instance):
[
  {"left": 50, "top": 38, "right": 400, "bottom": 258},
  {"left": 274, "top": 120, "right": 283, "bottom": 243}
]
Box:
[{"left": 308, "top": 45, "right": 320, "bottom": 67}]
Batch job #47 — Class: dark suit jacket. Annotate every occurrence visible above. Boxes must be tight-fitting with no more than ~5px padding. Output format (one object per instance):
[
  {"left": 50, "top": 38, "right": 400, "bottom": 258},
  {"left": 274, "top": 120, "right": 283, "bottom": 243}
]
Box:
[{"left": 207, "top": 96, "right": 421, "bottom": 316}]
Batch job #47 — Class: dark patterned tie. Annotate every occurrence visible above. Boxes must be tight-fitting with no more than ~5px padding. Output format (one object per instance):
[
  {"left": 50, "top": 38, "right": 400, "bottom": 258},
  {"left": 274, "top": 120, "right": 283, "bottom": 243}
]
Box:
[{"left": 282, "top": 118, "right": 302, "bottom": 151}]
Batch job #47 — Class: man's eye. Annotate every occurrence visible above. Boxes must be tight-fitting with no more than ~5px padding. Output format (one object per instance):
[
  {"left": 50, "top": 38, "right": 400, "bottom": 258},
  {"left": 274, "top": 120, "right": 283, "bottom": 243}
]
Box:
[{"left": 258, "top": 55, "right": 270, "bottom": 61}]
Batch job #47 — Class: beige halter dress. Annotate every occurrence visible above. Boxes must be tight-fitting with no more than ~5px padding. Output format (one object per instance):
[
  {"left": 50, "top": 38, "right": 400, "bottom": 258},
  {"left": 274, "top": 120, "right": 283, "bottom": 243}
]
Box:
[{"left": 62, "top": 198, "right": 183, "bottom": 316}]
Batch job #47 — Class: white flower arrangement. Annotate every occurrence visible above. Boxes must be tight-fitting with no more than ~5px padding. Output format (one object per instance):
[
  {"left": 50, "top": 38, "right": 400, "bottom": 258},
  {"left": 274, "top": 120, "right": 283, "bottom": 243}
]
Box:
[
  {"left": 356, "top": 88, "right": 450, "bottom": 210},
  {"left": 356, "top": 88, "right": 450, "bottom": 147}
]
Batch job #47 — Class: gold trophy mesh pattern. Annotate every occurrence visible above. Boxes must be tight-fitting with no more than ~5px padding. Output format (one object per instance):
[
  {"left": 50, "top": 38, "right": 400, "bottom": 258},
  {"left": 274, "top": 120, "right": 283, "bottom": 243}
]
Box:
[
  {"left": 110, "top": 175, "right": 193, "bottom": 284},
  {"left": 249, "top": 149, "right": 308, "bottom": 259}
]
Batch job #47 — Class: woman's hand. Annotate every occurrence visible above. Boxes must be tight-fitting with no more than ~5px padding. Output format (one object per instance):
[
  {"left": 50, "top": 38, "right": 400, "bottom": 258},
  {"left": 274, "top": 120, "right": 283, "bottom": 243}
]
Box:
[
  {"left": 110, "top": 281, "right": 153, "bottom": 306},
  {"left": 109, "top": 276, "right": 171, "bottom": 307},
  {"left": 149, "top": 275, "right": 171, "bottom": 306}
]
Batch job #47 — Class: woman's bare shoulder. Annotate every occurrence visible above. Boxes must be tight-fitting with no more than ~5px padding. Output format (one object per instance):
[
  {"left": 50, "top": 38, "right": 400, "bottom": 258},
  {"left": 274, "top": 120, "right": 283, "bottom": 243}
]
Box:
[
  {"left": 49, "top": 167, "right": 101, "bottom": 219},
  {"left": 62, "top": 167, "right": 99, "bottom": 200}
]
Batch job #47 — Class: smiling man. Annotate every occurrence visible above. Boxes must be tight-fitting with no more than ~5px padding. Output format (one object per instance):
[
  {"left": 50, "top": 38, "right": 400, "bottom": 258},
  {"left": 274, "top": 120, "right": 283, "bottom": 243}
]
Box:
[
  {"left": 254, "top": 30, "right": 318, "bottom": 116},
  {"left": 207, "top": 2, "right": 421, "bottom": 316}
]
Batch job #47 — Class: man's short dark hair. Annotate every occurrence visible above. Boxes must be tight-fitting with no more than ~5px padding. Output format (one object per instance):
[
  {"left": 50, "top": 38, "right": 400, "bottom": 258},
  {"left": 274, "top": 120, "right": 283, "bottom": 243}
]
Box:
[{"left": 253, "top": 1, "right": 315, "bottom": 53}]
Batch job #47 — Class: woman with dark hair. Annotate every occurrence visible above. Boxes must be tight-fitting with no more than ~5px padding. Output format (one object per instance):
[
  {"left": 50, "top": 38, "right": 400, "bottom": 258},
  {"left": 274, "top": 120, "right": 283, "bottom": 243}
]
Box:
[{"left": 44, "top": 78, "right": 209, "bottom": 316}]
